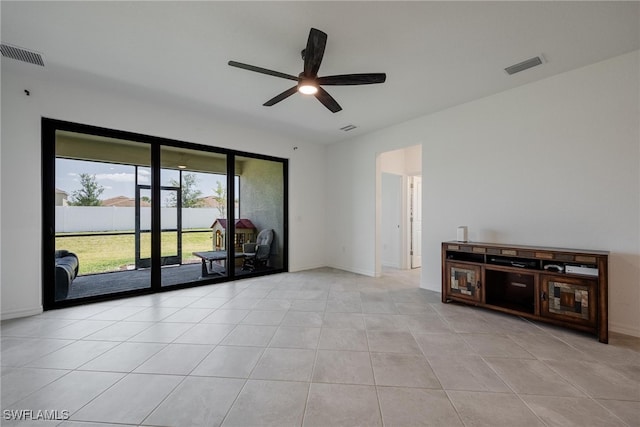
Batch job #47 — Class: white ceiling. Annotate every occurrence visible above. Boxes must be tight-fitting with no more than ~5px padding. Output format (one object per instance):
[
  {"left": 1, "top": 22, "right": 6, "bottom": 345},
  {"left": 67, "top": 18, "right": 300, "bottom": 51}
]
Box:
[{"left": 2, "top": 1, "right": 639, "bottom": 144}]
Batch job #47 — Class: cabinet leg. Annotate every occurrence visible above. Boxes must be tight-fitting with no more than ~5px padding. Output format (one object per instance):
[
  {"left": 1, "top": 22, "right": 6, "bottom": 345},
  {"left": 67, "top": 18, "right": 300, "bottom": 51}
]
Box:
[{"left": 598, "top": 331, "right": 609, "bottom": 344}]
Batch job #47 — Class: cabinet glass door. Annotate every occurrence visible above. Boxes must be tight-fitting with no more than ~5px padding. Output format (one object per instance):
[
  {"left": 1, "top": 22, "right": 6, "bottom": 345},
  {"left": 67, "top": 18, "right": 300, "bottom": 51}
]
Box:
[
  {"left": 446, "top": 262, "right": 482, "bottom": 302},
  {"left": 541, "top": 275, "right": 596, "bottom": 326}
]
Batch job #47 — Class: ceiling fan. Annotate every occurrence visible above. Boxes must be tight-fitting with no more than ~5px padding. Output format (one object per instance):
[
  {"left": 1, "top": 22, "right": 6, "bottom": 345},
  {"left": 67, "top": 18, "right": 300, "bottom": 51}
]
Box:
[{"left": 228, "top": 28, "right": 386, "bottom": 113}]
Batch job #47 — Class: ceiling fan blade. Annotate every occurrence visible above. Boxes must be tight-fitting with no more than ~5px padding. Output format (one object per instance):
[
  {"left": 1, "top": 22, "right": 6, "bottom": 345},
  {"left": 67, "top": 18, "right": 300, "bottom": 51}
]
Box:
[
  {"left": 303, "top": 28, "right": 327, "bottom": 78},
  {"left": 228, "top": 61, "right": 298, "bottom": 82},
  {"left": 314, "top": 87, "right": 342, "bottom": 113},
  {"left": 263, "top": 86, "right": 299, "bottom": 106},
  {"left": 317, "top": 73, "right": 387, "bottom": 86}
]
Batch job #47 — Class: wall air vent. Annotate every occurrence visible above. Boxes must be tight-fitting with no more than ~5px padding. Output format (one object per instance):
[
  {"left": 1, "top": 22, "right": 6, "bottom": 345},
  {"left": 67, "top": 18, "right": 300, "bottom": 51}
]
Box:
[
  {"left": 504, "top": 56, "right": 543, "bottom": 75},
  {"left": 1, "top": 43, "right": 45, "bottom": 66},
  {"left": 340, "top": 124, "right": 357, "bottom": 132}
]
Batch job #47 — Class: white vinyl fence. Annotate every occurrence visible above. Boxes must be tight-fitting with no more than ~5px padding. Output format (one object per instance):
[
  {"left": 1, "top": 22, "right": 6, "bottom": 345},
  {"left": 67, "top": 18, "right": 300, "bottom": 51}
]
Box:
[{"left": 55, "top": 206, "right": 219, "bottom": 232}]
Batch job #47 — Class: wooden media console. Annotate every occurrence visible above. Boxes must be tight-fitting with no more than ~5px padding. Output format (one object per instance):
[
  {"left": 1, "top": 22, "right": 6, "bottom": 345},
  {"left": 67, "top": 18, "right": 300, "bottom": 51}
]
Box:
[{"left": 441, "top": 241, "right": 609, "bottom": 343}]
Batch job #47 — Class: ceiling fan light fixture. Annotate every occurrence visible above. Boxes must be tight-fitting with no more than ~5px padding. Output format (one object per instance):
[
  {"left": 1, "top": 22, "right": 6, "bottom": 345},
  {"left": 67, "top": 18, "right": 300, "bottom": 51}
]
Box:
[
  {"left": 228, "top": 28, "right": 386, "bottom": 113},
  {"left": 298, "top": 81, "right": 318, "bottom": 95}
]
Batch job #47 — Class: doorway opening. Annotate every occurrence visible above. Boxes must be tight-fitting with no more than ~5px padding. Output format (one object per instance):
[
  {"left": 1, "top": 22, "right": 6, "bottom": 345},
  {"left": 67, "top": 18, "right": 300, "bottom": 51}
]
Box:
[{"left": 376, "top": 145, "right": 422, "bottom": 278}]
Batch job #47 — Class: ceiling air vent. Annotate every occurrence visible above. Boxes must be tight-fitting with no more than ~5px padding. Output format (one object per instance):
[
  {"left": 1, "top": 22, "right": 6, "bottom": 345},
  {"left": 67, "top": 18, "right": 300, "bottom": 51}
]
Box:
[
  {"left": 340, "top": 124, "right": 357, "bottom": 132},
  {"left": 504, "top": 56, "right": 543, "bottom": 75},
  {"left": 1, "top": 43, "right": 45, "bottom": 66}
]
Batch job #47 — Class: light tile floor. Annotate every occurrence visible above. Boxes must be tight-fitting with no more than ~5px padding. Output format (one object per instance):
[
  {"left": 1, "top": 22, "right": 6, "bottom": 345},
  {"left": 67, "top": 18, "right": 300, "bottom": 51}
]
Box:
[{"left": 1, "top": 267, "right": 639, "bottom": 426}]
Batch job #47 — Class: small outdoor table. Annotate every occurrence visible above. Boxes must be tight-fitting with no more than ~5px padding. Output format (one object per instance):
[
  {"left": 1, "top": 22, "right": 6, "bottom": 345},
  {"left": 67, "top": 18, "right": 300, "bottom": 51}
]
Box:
[{"left": 192, "top": 251, "right": 245, "bottom": 277}]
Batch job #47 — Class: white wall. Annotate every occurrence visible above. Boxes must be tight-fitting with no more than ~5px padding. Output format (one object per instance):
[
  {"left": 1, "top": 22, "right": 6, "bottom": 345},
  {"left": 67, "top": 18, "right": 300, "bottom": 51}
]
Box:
[
  {"left": 327, "top": 50, "right": 640, "bottom": 336},
  {"left": 1, "top": 62, "right": 327, "bottom": 319},
  {"left": 380, "top": 148, "right": 407, "bottom": 175}
]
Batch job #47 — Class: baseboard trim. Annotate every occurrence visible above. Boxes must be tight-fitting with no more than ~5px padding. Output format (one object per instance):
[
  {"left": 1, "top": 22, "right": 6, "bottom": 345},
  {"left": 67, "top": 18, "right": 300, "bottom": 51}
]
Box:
[
  {"left": 1, "top": 306, "right": 43, "bottom": 321},
  {"left": 420, "top": 282, "right": 441, "bottom": 292},
  {"left": 381, "top": 262, "right": 402, "bottom": 269},
  {"left": 609, "top": 322, "right": 640, "bottom": 338},
  {"left": 288, "top": 263, "right": 328, "bottom": 273},
  {"left": 327, "top": 263, "right": 375, "bottom": 277}
]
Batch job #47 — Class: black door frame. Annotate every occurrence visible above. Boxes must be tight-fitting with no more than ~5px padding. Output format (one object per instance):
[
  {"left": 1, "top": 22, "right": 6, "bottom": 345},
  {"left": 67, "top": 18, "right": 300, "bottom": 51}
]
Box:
[
  {"left": 135, "top": 183, "right": 182, "bottom": 269},
  {"left": 42, "top": 118, "right": 289, "bottom": 310}
]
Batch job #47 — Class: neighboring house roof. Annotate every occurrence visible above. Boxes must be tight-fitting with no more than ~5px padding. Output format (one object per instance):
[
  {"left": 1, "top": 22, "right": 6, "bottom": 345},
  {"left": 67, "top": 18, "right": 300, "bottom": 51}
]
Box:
[
  {"left": 55, "top": 188, "right": 68, "bottom": 196},
  {"left": 197, "top": 196, "right": 224, "bottom": 208},
  {"left": 101, "top": 196, "right": 151, "bottom": 207},
  {"left": 211, "top": 218, "right": 255, "bottom": 230},
  {"left": 198, "top": 196, "right": 239, "bottom": 209}
]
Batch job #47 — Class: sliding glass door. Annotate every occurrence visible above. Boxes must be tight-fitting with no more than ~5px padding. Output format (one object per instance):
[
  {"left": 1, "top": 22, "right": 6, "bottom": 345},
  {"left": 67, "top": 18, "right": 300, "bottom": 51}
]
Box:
[
  {"left": 43, "top": 119, "right": 288, "bottom": 309},
  {"left": 52, "top": 131, "right": 152, "bottom": 302},
  {"left": 160, "top": 146, "right": 232, "bottom": 286}
]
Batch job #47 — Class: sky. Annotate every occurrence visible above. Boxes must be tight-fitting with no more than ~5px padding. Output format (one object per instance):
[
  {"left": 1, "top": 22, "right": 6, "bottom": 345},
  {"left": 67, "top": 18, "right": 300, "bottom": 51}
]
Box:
[{"left": 56, "top": 158, "right": 230, "bottom": 203}]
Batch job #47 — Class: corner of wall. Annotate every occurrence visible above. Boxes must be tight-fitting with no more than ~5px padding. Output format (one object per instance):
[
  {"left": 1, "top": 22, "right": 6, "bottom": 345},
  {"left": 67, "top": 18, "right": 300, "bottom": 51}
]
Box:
[{"left": 1, "top": 306, "right": 43, "bottom": 321}]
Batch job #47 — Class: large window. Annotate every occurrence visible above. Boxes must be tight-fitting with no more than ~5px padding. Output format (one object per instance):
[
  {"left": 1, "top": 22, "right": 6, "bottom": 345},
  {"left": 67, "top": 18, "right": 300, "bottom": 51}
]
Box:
[{"left": 43, "top": 119, "right": 287, "bottom": 308}]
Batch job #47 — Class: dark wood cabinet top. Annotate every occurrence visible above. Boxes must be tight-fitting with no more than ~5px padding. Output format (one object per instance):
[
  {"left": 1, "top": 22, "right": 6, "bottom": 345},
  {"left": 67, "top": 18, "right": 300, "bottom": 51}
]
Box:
[{"left": 443, "top": 241, "right": 609, "bottom": 257}]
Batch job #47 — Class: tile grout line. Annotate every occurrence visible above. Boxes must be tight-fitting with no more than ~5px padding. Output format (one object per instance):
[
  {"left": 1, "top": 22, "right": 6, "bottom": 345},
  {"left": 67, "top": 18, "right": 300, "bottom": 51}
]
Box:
[
  {"left": 299, "top": 294, "right": 325, "bottom": 427},
  {"left": 365, "top": 314, "right": 387, "bottom": 427}
]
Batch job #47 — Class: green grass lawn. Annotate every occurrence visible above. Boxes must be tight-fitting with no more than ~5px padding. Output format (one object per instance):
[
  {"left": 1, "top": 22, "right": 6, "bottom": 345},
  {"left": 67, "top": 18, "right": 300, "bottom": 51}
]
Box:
[{"left": 56, "top": 230, "right": 212, "bottom": 275}]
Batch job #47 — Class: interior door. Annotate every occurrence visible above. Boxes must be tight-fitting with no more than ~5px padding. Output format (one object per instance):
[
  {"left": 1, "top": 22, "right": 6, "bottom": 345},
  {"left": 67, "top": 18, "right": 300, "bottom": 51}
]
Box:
[
  {"left": 410, "top": 175, "right": 422, "bottom": 269},
  {"left": 381, "top": 173, "right": 402, "bottom": 268}
]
